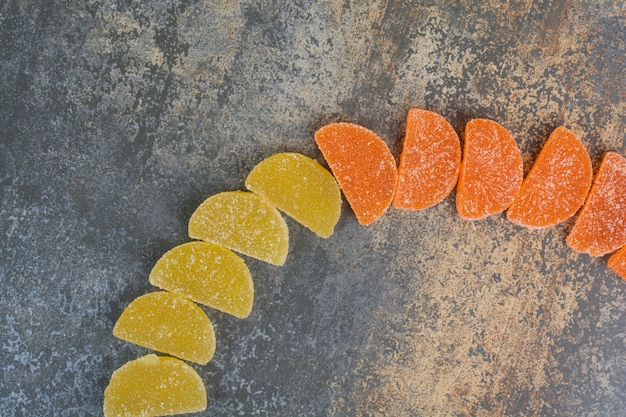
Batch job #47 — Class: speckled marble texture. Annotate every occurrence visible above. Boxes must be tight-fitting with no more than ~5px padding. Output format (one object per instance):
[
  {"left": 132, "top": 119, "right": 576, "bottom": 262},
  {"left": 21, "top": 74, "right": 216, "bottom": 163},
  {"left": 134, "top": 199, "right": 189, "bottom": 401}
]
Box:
[{"left": 1, "top": 1, "right": 625, "bottom": 415}]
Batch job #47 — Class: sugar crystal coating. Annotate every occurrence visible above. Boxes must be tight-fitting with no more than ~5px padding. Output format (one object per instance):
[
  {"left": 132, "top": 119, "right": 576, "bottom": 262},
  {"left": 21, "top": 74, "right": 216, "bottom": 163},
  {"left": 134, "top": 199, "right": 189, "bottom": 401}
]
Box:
[
  {"left": 150, "top": 241, "right": 254, "bottom": 318},
  {"left": 393, "top": 109, "right": 461, "bottom": 210},
  {"left": 189, "top": 191, "right": 289, "bottom": 266},
  {"left": 456, "top": 118, "right": 523, "bottom": 220},
  {"left": 507, "top": 126, "right": 593, "bottom": 228},
  {"left": 113, "top": 291, "right": 216, "bottom": 365},
  {"left": 103, "top": 354, "right": 207, "bottom": 417},
  {"left": 314, "top": 122, "right": 398, "bottom": 225},
  {"left": 566, "top": 152, "right": 626, "bottom": 256},
  {"left": 245, "top": 152, "right": 342, "bottom": 238}
]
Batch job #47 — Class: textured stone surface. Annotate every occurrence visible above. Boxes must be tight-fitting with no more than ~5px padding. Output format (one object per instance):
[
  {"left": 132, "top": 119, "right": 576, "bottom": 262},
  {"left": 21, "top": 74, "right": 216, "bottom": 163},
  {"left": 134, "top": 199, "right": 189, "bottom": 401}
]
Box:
[{"left": 1, "top": 1, "right": 625, "bottom": 415}]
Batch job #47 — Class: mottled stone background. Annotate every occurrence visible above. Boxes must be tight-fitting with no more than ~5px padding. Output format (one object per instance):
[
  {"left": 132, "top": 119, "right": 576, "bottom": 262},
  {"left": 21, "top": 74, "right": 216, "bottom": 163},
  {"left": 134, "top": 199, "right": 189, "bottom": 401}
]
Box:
[{"left": 1, "top": 1, "right": 625, "bottom": 416}]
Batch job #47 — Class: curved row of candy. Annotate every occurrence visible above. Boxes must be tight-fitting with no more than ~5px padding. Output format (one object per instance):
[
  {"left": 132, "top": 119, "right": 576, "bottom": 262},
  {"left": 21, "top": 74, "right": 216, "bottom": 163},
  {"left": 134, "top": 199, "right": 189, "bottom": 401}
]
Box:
[
  {"left": 102, "top": 152, "right": 342, "bottom": 415},
  {"left": 103, "top": 109, "right": 626, "bottom": 416},
  {"left": 315, "top": 110, "right": 626, "bottom": 261}
]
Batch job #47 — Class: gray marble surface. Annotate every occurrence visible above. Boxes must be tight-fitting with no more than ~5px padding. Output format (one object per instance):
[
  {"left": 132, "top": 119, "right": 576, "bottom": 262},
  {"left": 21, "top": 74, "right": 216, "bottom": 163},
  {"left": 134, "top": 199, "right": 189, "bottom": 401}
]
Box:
[{"left": 1, "top": 1, "right": 625, "bottom": 415}]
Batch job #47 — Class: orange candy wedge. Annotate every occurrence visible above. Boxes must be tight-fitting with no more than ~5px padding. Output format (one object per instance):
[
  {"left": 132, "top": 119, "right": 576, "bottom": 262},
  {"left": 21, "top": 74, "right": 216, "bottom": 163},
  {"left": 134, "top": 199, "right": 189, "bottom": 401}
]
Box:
[
  {"left": 566, "top": 152, "right": 626, "bottom": 256},
  {"left": 456, "top": 119, "right": 523, "bottom": 220},
  {"left": 314, "top": 122, "right": 398, "bottom": 225},
  {"left": 393, "top": 109, "right": 461, "bottom": 210},
  {"left": 608, "top": 245, "right": 626, "bottom": 280},
  {"left": 507, "top": 126, "right": 593, "bottom": 228}
]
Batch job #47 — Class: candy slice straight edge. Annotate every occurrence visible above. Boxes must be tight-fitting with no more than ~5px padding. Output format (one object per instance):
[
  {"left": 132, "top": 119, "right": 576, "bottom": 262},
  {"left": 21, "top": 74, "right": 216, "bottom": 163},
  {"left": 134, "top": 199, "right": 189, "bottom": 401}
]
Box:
[
  {"left": 393, "top": 108, "right": 461, "bottom": 210},
  {"left": 112, "top": 291, "right": 216, "bottom": 365},
  {"left": 314, "top": 122, "right": 398, "bottom": 225},
  {"left": 456, "top": 118, "right": 523, "bottom": 220},
  {"left": 608, "top": 245, "right": 626, "bottom": 280},
  {"left": 189, "top": 191, "right": 289, "bottom": 266},
  {"left": 103, "top": 354, "right": 207, "bottom": 417},
  {"left": 506, "top": 126, "right": 593, "bottom": 228},
  {"left": 149, "top": 241, "right": 254, "bottom": 319},
  {"left": 245, "top": 152, "right": 342, "bottom": 238},
  {"left": 566, "top": 152, "right": 626, "bottom": 256}
]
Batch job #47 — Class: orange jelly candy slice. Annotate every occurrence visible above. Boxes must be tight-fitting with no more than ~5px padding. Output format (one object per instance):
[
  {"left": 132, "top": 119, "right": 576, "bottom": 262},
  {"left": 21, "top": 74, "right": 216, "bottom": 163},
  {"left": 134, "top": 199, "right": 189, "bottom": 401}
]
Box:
[
  {"left": 608, "top": 245, "right": 626, "bottom": 280},
  {"left": 149, "top": 241, "right": 254, "bottom": 319},
  {"left": 566, "top": 152, "right": 626, "bottom": 256},
  {"left": 113, "top": 291, "right": 216, "bottom": 365},
  {"left": 104, "top": 354, "right": 207, "bottom": 417},
  {"left": 393, "top": 109, "right": 461, "bottom": 210},
  {"left": 507, "top": 126, "right": 593, "bottom": 228},
  {"left": 314, "top": 122, "right": 398, "bottom": 225},
  {"left": 456, "top": 118, "right": 523, "bottom": 220}
]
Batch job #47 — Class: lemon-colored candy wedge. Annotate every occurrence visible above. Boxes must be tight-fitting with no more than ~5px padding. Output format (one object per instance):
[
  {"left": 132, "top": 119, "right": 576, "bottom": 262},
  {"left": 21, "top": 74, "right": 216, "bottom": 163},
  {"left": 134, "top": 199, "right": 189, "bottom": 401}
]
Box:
[
  {"left": 149, "top": 241, "right": 254, "bottom": 319},
  {"left": 103, "top": 354, "right": 207, "bottom": 417},
  {"left": 245, "top": 152, "right": 342, "bottom": 238},
  {"left": 188, "top": 191, "right": 289, "bottom": 266},
  {"left": 112, "top": 292, "right": 215, "bottom": 365}
]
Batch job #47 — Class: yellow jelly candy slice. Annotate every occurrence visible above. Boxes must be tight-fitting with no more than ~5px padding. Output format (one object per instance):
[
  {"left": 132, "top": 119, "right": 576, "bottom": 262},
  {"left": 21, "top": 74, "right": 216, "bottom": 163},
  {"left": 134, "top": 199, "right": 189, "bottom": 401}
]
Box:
[
  {"left": 149, "top": 241, "right": 254, "bottom": 318},
  {"left": 245, "top": 152, "right": 342, "bottom": 238},
  {"left": 112, "top": 292, "right": 215, "bottom": 365},
  {"left": 103, "top": 354, "right": 207, "bottom": 417},
  {"left": 188, "top": 191, "right": 289, "bottom": 266}
]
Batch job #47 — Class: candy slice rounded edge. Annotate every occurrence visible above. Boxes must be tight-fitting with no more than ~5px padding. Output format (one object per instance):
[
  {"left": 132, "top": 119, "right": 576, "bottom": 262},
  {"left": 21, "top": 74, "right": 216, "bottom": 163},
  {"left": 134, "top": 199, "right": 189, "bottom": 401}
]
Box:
[
  {"left": 393, "top": 108, "right": 461, "bottom": 210},
  {"left": 245, "top": 152, "right": 342, "bottom": 238},
  {"left": 103, "top": 354, "right": 207, "bottom": 417},
  {"left": 112, "top": 291, "right": 216, "bottom": 365},
  {"left": 149, "top": 241, "right": 254, "bottom": 319},
  {"left": 188, "top": 191, "right": 289, "bottom": 266},
  {"left": 506, "top": 126, "right": 593, "bottom": 228},
  {"left": 566, "top": 152, "right": 626, "bottom": 256},
  {"left": 456, "top": 118, "right": 523, "bottom": 220},
  {"left": 314, "top": 122, "right": 398, "bottom": 225}
]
